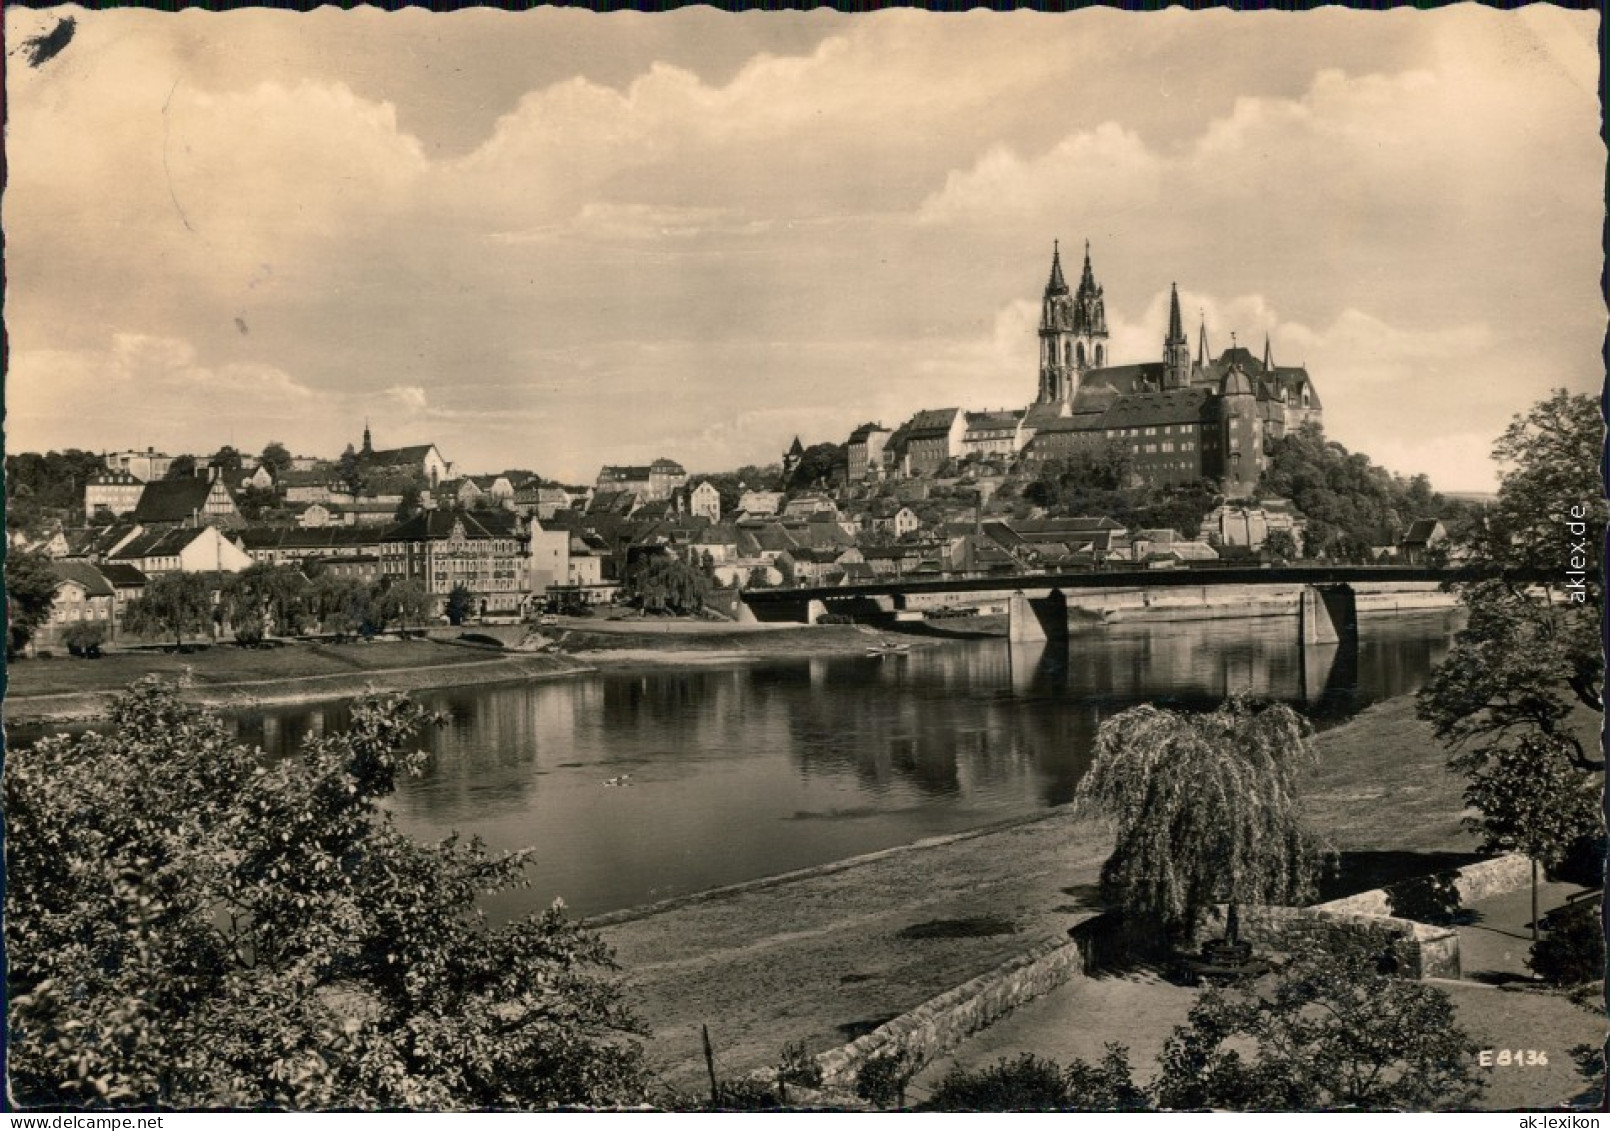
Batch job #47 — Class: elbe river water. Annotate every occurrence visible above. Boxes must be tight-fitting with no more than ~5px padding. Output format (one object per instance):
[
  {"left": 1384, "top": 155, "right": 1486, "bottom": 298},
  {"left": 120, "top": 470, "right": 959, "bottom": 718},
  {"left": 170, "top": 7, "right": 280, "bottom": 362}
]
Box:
[{"left": 225, "top": 611, "right": 1462, "bottom": 921}]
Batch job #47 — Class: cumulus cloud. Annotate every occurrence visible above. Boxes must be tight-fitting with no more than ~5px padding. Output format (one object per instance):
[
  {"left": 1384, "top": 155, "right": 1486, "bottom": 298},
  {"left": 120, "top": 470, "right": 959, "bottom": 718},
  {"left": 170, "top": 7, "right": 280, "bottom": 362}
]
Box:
[
  {"left": 917, "top": 124, "right": 1164, "bottom": 226},
  {"left": 3, "top": 7, "right": 1599, "bottom": 491}
]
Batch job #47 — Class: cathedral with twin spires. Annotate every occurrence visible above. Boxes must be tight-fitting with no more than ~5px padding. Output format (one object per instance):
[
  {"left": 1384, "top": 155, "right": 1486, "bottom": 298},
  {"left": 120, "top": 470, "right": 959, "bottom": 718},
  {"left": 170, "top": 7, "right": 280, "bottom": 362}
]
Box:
[{"left": 1021, "top": 241, "right": 1322, "bottom": 497}]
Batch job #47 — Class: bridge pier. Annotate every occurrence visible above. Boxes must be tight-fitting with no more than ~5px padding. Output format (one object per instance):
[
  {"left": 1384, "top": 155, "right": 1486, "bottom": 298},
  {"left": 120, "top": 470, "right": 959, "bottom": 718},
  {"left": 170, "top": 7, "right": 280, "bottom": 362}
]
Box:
[
  {"left": 1008, "top": 589, "right": 1070, "bottom": 645},
  {"left": 1299, "top": 584, "right": 1357, "bottom": 648}
]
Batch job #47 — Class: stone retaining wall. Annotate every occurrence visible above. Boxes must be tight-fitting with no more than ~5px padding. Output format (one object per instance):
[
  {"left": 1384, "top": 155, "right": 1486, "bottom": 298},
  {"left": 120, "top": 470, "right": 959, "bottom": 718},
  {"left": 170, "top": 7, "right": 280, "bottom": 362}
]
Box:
[
  {"left": 808, "top": 935, "right": 1088, "bottom": 1089},
  {"left": 1315, "top": 854, "right": 1531, "bottom": 919},
  {"left": 1193, "top": 905, "right": 1460, "bottom": 980}
]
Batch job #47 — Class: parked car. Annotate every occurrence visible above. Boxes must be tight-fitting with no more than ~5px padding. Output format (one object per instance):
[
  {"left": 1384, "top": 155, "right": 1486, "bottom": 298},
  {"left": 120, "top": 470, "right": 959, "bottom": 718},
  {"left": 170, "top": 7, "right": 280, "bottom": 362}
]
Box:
[{"left": 539, "top": 613, "right": 558, "bottom": 626}]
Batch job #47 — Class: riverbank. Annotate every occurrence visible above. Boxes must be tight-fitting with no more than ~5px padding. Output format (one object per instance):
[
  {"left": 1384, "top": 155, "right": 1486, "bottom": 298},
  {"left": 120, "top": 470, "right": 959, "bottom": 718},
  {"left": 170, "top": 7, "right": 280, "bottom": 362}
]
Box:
[
  {"left": 2, "top": 638, "right": 591, "bottom": 725},
  {"left": 553, "top": 621, "right": 936, "bottom": 666},
  {"left": 595, "top": 692, "right": 1488, "bottom": 1095},
  {"left": 1, "top": 622, "right": 938, "bottom": 725}
]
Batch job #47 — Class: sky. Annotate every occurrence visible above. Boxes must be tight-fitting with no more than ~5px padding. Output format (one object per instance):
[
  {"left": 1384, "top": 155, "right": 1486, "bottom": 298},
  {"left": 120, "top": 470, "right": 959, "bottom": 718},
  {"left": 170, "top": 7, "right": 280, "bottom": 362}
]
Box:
[{"left": 4, "top": 5, "right": 1603, "bottom": 492}]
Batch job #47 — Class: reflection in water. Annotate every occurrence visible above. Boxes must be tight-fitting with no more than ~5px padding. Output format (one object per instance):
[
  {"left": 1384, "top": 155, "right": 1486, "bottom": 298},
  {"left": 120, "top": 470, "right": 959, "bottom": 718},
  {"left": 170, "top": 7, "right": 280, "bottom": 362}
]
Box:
[{"left": 226, "top": 612, "right": 1459, "bottom": 919}]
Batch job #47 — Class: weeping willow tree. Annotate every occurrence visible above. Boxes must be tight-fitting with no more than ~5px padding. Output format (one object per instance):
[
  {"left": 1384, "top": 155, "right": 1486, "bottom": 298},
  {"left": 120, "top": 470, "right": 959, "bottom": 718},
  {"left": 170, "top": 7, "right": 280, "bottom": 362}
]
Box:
[{"left": 1075, "top": 699, "right": 1321, "bottom": 950}]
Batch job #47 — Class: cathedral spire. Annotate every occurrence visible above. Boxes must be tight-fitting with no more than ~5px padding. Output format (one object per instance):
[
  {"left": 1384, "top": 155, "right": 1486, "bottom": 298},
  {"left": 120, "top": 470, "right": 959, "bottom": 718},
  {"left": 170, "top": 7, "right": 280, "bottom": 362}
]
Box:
[
  {"left": 1262, "top": 332, "right": 1273, "bottom": 372},
  {"left": 1197, "top": 309, "right": 1208, "bottom": 367},
  {"left": 362, "top": 419, "right": 372, "bottom": 456},
  {"left": 1047, "top": 240, "right": 1069, "bottom": 294},
  {"left": 1163, "top": 283, "right": 1191, "bottom": 389}
]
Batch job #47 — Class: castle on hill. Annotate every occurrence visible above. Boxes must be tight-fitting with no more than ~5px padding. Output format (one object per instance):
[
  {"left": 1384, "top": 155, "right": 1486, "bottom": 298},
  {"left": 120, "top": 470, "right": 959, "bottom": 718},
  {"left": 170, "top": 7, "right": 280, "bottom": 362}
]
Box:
[{"left": 848, "top": 242, "right": 1323, "bottom": 498}]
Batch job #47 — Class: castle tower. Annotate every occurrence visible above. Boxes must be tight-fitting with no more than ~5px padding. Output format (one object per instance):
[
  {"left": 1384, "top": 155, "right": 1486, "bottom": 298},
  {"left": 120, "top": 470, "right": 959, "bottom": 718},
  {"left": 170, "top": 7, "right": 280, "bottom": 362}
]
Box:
[
  {"left": 362, "top": 420, "right": 373, "bottom": 456},
  {"left": 1219, "top": 363, "right": 1260, "bottom": 498},
  {"left": 1163, "top": 283, "right": 1191, "bottom": 389},
  {"left": 1037, "top": 241, "right": 1076, "bottom": 405}
]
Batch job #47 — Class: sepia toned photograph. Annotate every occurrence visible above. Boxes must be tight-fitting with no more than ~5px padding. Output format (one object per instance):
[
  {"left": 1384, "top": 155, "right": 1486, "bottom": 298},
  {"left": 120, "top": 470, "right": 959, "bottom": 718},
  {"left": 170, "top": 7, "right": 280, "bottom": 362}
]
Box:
[{"left": 3, "top": 2, "right": 1605, "bottom": 1114}]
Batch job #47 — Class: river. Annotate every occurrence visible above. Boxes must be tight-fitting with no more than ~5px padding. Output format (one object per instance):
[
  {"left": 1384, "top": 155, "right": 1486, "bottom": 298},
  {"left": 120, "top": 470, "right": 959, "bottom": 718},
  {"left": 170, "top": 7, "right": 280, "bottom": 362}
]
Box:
[{"left": 227, "top": 611, "right": 1462, "bottom": 920}]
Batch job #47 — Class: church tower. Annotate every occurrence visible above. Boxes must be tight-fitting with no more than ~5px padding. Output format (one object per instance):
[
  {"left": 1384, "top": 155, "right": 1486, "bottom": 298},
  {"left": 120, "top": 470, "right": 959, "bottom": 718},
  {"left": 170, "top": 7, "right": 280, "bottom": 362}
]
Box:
[
  {"left": 1163, "top": 283, "right": 1191, "bottom": 389},
  {"left": 1037, "top": 242, "right": 1076, "bottom": 405},
  {"left": 1038, "top": 240, "right": 1109, "bottom": 407},
  {"left": 1070, "top": 240, "right": 1109, "bottom": 372}
]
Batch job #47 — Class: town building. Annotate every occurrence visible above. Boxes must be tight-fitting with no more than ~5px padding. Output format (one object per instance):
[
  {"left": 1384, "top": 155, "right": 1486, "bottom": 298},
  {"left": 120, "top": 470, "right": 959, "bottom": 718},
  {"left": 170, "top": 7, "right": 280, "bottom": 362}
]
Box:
[
  {"left": 688, "top": 480, "right": 722, "bottom": 522},
  {"left": 237, "top": 527, "right": 385, "bottom": 571},
  {"left": 379, "top": 511, "right": 527, "bottom": 615},
  {"left": 358, "top": 424, "right": 453, "bottom": 488},
  {"left": 104, "top": 449, "right": 178, "bottom": 482},
  {"left": 107, "top": 525, "right": 253, "bottom": 576},
  {"left": 736, "top": 490, "right": 784, "bottom": 517},
  {"left": 890, "top": 408, "right": 966, "bottom": 477},
  {"left": 84, "top": 469, "right": 146, "bottom": 519},
  {"left": 39, "top": 561, "right": 118, "bottom": 650},
  {"left": 596, "top": 458, "right": 687, "bottom": 502},
  {"left": 131, "top": 474, "right": 244, "bottom": 529},
  {"left": 846, "top": 423, "right": 893, "bottom": 481},
  {"left": 1400, "top": 518, "right": 1448, "bottom": 564},
  {"left": 961, "top": 411, "right": 1029, "bottom": 460}
]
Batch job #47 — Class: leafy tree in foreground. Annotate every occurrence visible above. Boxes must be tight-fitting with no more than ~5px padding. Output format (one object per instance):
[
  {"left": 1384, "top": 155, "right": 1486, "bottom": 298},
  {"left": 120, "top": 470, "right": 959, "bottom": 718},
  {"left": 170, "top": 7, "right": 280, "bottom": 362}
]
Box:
[
  {"left": 1416, "top": 391, "right": 1605, "bottom": 949},
  {"left": 6, "top": 547, "right": 59, "bottom": 655},
  {"left": 123, "top": 571, "right": 213, "bottom": 650},
  {"left": 1418, "top": 390, "right": 1605, "bottom": 773},
  {"left": 1462, "top": 733, "right": 1602, "bottom": 943},
  {"left": 1074, "top": 699, "right": 1320, "bottom": 949},
  {"left": 6, "top": 680, "right": 648, "bottom": 1109},
  {"left": 1152, "top": 936, "right": 1484, "bottom": 1111}
]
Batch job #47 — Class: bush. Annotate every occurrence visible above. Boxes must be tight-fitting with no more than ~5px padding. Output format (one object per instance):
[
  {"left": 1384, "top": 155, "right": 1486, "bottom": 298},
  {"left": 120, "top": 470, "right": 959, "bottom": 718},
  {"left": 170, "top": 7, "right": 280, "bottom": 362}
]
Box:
[
  {"left": 1548, "top": 835, "right": 1608, "bottom": 889},
  {"left": 855, "top": 1049, "right": 915, "bottom": 1109},
  {"left": 711, "top": 1078, "right": 780, "bottom": 1111},
  {"left": 232, "top": 610, "right": 266, "bottom": 648},
  {"left": 1064, "top": 1044, "right": 1150, "bottom": 1111},
  {"left": 1153, "top": 935, "right": 1484, "bottom": 1110},
  {"left": 777, "top": 1040, "right": 823, "bottom": 1088},
  {"left": 1386, "top": 872, "right": 1466, "bottom": 926},
  {"left": 926, "top": 1047, "right": 1148, "bottom": 1112},
  {"left": 1530, "top": 901, "right": 1606, "bottom": 986},
  {"left": 61, "top": 622, "right": 106, "bottom": 658},
  {"left": 929, "top": 1054, "right": 1070, "bottom": 1111}
]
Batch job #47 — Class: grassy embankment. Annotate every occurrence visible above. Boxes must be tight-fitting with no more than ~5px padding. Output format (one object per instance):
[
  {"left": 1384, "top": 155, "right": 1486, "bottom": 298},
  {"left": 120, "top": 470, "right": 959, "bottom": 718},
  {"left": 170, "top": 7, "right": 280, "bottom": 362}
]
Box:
[
  {"left": 597, "top": 691, "right": 1517, "bottom": 1090},
  {"left": 2, "top": 637, "right": 588, "bottom": 724},
  {"left": 1, "top": 621, "right": 928, "bottom": 723}
]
